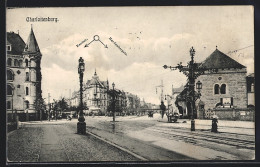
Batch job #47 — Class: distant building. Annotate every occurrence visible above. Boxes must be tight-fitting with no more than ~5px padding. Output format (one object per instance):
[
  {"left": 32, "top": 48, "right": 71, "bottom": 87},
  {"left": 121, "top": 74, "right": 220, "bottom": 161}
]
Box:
[
  {"left": 125, "top": 92, "right": 140, "bottom": 114},
  {"left": 6, "top": 28, "right": 42, "bottom": 120},
  {"left": 172, "top": 84, "right": 187, "bottom": 117},
  {"left": 67, "top": 70, "right": 140, "bottom": 115},
  {"left": 69, "top": 91, "right": 79, "bottom": 108},
  {"left": 83, "top": 70, "right": 109, "bottom": 114}
]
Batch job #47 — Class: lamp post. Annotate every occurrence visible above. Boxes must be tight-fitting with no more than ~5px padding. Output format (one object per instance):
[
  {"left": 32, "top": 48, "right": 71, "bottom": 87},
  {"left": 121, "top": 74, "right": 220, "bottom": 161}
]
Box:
[
  {"left": 163, "top": 47, "right": 207, "bottom": 131},
  {"left": 77, "top": 57, "right": 86, "bottom": 134},
  {"left": 112, "top": 82, "right": 116, "bottom": 122}
]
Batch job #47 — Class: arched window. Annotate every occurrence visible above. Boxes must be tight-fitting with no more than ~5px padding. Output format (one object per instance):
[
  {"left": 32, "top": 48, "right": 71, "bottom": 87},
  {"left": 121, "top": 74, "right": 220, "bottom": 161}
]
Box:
[
  {"left": 7, "top": 58, "right": 12, "bottom": 66},
  {"left": 14, "top": 59, "right": 18, "bottom": 66},
  {"left": 220, "top": 84, "right": 226, "bottom": 94},
  {"left": 25, "top": 101, "right": 29, "bottom": 109},
  {"left": 7, "top": 85, "right": 13, "bottom": 95},
  {"left": 26, "top": 87, "right": 29, "bottom": 95},
  {"left": 7, "top": 70, "right": 14, "bottom": 80},
  {"left": 214, "top": 84, "right": 219, "bottom": 94},
  {"left": 26, "top": 72, "right": 29, "bottom": 81},
  {"left": 25, "top": 59, "right": 28, "bottom": 67},
  {"left": 18, "top": 60, "right": 23, "bottom": 67}
]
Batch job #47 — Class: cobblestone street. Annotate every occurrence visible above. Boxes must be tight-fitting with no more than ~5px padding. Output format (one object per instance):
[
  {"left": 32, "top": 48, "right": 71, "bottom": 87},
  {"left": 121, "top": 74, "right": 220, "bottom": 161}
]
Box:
[
  {"left": 7, "top": 114, "right": 255, "bottom": 162},
  {"left": 7, "top": 122, "right": 139, "bottom": 162}
]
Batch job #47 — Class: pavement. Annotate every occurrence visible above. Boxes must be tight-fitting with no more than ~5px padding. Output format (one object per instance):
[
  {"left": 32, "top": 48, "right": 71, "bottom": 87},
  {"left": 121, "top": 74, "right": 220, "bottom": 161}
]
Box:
[
  {"left": 7, "top": 121, "right": 140, "bottom": 162},
  {"left": 85, "top": 113, "right": 255, "bottom": 160},
  {"left": 7, "top": 114, "right": 255, "bottom": 161}
]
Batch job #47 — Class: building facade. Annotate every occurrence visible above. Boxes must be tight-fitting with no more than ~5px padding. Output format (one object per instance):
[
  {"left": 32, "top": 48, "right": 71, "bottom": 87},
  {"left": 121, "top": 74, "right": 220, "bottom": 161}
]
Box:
[
  {"left": 172, "top": 84, "right": 187, "bottom": 117},
  {"left": 172, "top": 48, "right": 253, "bottom": 120},
  {"left": 125, "top": 92, "right": 140, "bottom": 115},
  {"left": 246, "top": 73, "right": 255, "bottom": 107},
  {"left": 196, "top": 48, "right": 251, "bottom": 120},
  {"left": 67, "top": 70, "right": 143, "bottom": 115},
  {"left": 83, "top": 70, "right": 109, "bottom": 114},
  {"left": 7, "top": 28, "right": 42, "bottom": 120}
]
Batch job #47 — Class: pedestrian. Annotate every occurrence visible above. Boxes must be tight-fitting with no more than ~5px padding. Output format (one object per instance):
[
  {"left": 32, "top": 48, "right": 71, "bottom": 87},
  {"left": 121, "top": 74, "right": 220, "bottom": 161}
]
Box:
[
  {"left": 160, "top": 101, "right": 166, "bottom": 119},
  {"left": 211, "top": 114, "right": 218, "bottom": 132}
]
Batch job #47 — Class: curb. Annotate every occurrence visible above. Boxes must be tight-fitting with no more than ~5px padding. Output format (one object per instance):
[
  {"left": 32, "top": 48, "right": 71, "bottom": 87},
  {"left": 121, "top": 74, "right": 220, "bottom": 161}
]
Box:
[{"left": 85, "top": 131, "right": 148, "bottom": 161}]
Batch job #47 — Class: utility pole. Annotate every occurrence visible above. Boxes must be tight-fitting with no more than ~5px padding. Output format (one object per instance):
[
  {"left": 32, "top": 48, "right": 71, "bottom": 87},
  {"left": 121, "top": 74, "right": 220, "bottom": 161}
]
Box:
[{"left": 48, "top": 93, "right": 51, "bottom": 121}]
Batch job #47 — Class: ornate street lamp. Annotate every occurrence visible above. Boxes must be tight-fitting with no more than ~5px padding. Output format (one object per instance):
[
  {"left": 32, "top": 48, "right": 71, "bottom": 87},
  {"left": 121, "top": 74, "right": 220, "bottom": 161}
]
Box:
[
  {"left": 163, "top": 47, "right": 209, "bottom": 131},
  {"left": 196, "top": 80, "right": 202, "bottom": 93},
  {"left": 77, "top": 57, "right": 86, "bottom": 134}
]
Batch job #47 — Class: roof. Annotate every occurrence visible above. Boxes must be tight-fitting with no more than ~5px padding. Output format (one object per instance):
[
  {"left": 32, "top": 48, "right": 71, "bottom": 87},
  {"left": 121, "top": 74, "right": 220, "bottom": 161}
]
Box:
[
  {"left": 6, "top": 32, "right": 26, "bottom": 55},
  {"left": 200, "top": 49, "right": 246, "bottom": 69},
  {"left": 247, "top": 73, "right": 254, "bottom": 78},
  {"left": 172, "top": 85, "right": 185, "bottom": 94},
  {"left": 24, "top": 27, "right": 40, "bottom": 53},
  {"left": 86, "top": 70, "right": 107, "bottom": 88}
]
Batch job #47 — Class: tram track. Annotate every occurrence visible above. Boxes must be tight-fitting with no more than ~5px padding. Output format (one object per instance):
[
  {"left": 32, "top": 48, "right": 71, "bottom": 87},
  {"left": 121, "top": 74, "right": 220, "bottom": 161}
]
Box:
[{"left": 148, "top": 126, "right": 255, "bottom": 150}]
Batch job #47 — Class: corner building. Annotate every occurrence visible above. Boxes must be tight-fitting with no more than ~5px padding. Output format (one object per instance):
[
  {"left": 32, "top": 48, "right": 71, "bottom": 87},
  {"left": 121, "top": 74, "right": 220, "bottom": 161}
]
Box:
[
  {"left": 196, "top": 48, "right": 251, "bottom": 120},
  {"left": 6, "top": 28, "right": 42, "bottom": 120}
]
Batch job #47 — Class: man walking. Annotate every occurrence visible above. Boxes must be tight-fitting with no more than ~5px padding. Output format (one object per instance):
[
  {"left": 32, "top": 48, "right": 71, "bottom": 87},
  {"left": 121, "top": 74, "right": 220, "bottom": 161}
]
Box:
[{"left": 160, "top": 101, "right": 166, "bottom": 119}]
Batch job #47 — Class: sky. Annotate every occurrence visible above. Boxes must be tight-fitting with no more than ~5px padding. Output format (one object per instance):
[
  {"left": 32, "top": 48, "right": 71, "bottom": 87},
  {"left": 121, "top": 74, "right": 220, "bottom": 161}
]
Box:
[{"left": 6, "top": 6, "right": 254, "bottom": 104}]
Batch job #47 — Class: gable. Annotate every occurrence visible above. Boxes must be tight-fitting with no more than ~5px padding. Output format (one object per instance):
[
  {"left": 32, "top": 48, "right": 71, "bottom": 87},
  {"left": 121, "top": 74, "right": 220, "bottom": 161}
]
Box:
[
  {"left": 7, "top": 32, "right": 26, "bottom": 55},
  {"left": 201, "top": 49, "right": 246, "bottom": 69}
]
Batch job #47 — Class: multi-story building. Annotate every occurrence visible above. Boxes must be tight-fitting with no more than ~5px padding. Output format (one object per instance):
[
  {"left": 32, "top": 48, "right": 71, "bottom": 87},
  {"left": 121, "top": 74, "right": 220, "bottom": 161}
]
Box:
[
  {"left": 125, "top": 92, "right": 140, "bottom": 114},
  {"left": 6, "top": 27, "right": 42, "bottom": 120},
  {"left": 67, "top": 70, "right": 142, "bottom": 115},
  {"left": 83, "top": 70, "right": 109, "bottom": 114},
  {"left": 69, "top": 91, "right": 79, "bottom": 108}
]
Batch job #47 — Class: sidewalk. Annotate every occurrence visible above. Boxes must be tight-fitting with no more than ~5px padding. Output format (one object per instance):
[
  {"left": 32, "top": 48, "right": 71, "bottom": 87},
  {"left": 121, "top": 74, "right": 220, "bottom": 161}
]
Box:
[
  {"left": 86, "top": 113, "right": 255, "bottom": 135},
  {"left": 116, "top": 113, "right": 254, "bottom": 135}
]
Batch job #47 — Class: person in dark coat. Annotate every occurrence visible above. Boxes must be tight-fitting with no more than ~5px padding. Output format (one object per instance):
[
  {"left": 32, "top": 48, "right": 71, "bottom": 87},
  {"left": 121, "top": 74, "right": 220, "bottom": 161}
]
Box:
[{"left": 160, "top": 101, "right": 166, "bottom": 119}]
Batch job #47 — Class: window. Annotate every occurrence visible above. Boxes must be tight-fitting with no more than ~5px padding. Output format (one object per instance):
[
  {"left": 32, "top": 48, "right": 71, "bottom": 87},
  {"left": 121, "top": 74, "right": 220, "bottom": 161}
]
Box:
[
  {"left": 214, "top": 84, "right": 219, "bottom": 94},
  {"left": 6, "top": 45, "right": 11, "bottom": 51},
  {"left": 18, "top": 60, "right": 23, "bottom": 67},
  {"left": 25, "top": 59, "right": 28, "bottom": 67},
  {"left": 26, "top": 87, "right": 29, "bottom": 95},
  {"left": 26, "top": 72, "right": 29, "bottom": 81},
  {"left": 14, "top": 59, "right": 18, "bottom": 66},
  {"left": 7, "top": 70, "right": 14, "bottom": 80},
  {"left": 220, "top": 84, "right": 226, "bottom": 94},
  {"left": 7, "top": 101, "right": 11, "bottom": 109},
  {"left": 25, "top": 101, "right": 29, "bottom": 109},
  {"left": 7, "top": 85, "right": 13, "bottom": 95},
  {"left": 7, "top": 58, "right": 12, "bottom": 66},
  {"left": 251, "top": 83, "right": 254, "bottom": 93}
]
